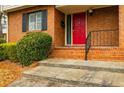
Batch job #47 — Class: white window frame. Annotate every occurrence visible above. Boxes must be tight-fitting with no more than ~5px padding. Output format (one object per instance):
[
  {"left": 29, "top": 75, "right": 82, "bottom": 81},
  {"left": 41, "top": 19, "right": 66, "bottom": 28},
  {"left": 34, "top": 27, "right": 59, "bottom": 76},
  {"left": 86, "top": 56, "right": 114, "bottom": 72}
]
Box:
[{"left": 28, "top": 11, "right": 42, "bottom": 31}]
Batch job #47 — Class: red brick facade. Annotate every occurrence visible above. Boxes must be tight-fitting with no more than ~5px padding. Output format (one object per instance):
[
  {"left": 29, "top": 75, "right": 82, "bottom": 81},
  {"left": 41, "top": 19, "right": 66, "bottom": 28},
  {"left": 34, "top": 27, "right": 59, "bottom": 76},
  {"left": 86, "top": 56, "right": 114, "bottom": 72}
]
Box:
[
  {"left": 87, "top": 6, "right": 119, "bottom": 46},
  {"left": 7, "top": 5, "right": 124, "bottom": 62},
  {"left": 8, "top": 6, "right": 55, "bottom": 43},
  {"left": 50, "top": 47, "right": 124, "bottom": 62}
]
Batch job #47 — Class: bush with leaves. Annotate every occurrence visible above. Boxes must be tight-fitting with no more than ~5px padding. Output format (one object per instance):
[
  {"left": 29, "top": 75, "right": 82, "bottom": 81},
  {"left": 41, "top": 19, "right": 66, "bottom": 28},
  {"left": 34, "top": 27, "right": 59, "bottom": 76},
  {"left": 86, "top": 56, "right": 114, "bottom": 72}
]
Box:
[
  {"left": 7, "top": 43, "right": 18, "bottom": 62},
  {"left": 0, "top": 43, "right": 8, "bottom": 61},
  {"left": 0, "top": 38, "right": 6, "bottom": 44},
  {"left": 0, "top": 43, "right": 17, "bottom": 61},
  {"left": 16, "top": 32, "right": 52, "bottom": 66}
]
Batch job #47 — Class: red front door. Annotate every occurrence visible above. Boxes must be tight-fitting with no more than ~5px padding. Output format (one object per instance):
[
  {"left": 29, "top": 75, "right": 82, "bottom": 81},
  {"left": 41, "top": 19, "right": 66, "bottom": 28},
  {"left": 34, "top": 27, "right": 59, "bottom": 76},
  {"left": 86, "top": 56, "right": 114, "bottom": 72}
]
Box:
[{"left": 73, "top": 13, "right": 86, "bottom": 44}]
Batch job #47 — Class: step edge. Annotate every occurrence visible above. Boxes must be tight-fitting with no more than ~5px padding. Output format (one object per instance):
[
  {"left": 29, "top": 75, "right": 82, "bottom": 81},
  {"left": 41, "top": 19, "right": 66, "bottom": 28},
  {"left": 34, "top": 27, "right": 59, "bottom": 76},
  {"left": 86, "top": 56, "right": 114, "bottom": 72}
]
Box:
[
  {"left": 23, "top": 73, "right": 116, "bottom": 87},
  {"left": 39, "top": 63, "right": 124, "bottom": 73}
]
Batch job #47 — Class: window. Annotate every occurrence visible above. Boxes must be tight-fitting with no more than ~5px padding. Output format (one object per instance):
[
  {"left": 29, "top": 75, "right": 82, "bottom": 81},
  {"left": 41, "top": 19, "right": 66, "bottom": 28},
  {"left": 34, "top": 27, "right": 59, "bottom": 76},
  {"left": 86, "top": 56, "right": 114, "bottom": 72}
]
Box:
[
  {"left": 29, "top": 11, "right": 42, "bottom": 31},
  {"left": 22, "top": 10, "right": 47, "bottom": 32},
  {"left": 1, "top": 15, "right": 7, "bottom": 33}
]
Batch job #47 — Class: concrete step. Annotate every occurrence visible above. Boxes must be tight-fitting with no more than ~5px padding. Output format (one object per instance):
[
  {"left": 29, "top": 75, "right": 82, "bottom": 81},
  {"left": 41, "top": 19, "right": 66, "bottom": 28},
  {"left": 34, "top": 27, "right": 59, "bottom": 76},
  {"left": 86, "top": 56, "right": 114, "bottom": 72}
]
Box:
[
  {"left": 9, "top": 74, "right": 97, "bottom": 87},
  {"left": 39, "top": 59, "right": 124, "bottom": 73},
  {"left": 23, "top": 65, "right": 124, "bottom": 87}
]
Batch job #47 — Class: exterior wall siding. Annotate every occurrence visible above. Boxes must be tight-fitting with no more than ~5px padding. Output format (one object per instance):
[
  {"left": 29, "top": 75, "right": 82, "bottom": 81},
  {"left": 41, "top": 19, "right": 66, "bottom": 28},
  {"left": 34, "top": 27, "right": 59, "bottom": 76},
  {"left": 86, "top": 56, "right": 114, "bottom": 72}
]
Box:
[
  {"left": 87, "top": 6, "right": 118, "bottom": 31},
  {"left": 50, "top": 47, "right": 124, "bottom": 62},
  {"left": 119, "top": 5, "right": 124, "bottom": 48},
  {"left": 50, "top": 6, "right": 124, "bottom": 62},
  {"left": 54, "top": 9, "right": 65, "bottom": 47},
  {"left": 88, "top": 48, "right": 124, "bottom": 61},
  {"left": 8, "top": 5, "right": 124, "bottom": 62},
  {"left": 49, "top": 47, "right": 85, "bottom": 59},
  {"left": 87, "top": 6, "right": 119, "bottom": 46},
  {"left": 8, "top": 5, "right": 55, "bottom": 43}
]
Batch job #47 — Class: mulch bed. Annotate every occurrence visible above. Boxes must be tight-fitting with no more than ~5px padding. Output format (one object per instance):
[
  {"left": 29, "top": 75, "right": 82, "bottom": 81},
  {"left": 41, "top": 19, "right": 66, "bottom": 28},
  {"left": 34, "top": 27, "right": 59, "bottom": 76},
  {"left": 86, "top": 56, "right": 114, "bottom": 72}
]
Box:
[{"left": 0, "top": 60, "right": 39, "bottom": 87}]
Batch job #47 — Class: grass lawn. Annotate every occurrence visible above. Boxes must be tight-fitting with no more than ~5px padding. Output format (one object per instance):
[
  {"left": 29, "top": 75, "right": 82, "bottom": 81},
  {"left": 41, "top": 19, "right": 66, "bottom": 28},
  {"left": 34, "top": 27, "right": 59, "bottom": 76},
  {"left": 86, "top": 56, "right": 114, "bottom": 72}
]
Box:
[{"left": 0, "top": 60, "right": 39, "bottom": 87}]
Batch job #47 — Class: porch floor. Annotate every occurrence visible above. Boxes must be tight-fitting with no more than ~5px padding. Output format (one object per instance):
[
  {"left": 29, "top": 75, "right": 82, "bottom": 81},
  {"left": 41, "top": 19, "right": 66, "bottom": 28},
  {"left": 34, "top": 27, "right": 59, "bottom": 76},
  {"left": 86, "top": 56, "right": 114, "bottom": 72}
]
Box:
[{"left": 9, "top": 59, "right": 124, "bottom": 87}]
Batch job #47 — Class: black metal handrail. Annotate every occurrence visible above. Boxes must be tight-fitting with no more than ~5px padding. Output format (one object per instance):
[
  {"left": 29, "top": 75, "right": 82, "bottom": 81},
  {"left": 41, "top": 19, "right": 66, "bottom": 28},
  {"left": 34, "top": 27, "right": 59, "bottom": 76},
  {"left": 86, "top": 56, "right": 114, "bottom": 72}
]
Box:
[
  {"left": 85, "top": 32, "right": 91, "bottom": 60},
  {"left": 90, "top": 29, "right": 118, "bottom": 46},
  {"left": 85, "top": 29, "right": 118, "bottom": 60},
  {"left": 89, "top": 29, "right": 118, "bottom": 32}
]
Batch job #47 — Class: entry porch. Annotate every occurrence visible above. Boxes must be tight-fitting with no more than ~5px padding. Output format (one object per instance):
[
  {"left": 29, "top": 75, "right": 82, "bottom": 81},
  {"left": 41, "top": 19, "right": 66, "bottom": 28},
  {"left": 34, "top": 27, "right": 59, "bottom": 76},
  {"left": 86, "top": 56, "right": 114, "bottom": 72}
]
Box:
[{"left": 51, "top": 5, "right": 121, "bottom": 61}]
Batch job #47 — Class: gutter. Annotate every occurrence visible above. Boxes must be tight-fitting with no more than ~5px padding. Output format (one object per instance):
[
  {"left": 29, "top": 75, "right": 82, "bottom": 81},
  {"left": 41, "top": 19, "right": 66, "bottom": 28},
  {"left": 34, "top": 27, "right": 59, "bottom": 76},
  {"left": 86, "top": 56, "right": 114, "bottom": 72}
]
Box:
[{"left": 3, "top": 5, "right": 36, "bottom": 13}]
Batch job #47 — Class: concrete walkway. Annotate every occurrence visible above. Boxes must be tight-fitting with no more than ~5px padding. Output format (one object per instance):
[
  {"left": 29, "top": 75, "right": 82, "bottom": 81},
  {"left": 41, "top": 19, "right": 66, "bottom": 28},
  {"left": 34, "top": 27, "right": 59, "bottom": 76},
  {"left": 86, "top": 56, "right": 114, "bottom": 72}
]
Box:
[{"left": 8, "top": 59, "right": 124, "bottom": 87}]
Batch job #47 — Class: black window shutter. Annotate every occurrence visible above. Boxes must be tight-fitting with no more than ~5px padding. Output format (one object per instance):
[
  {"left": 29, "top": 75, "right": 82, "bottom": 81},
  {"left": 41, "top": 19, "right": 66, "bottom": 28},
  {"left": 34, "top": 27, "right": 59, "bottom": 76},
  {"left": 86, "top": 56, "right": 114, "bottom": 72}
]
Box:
[
  {"left": 22, "top": 13, "right": 27, "bottom": 32},
  {"left": 42, "top": 10, "right": 47, "bottom": 30}
]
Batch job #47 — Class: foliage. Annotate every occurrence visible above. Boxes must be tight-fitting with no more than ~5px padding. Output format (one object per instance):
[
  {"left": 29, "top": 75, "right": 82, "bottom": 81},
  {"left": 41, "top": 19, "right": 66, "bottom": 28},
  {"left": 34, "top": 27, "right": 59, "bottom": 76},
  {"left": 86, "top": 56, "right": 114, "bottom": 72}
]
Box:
[
  {"left": 16, "top": 32, "right": 52, "bottom": 66},
  {"left": 0, "top": 43, "right": 7, "bottom": 61},
  {"left": 0, "top": 43, "right": 17, "bottom": 61},
  {"left": 7, "top": 43, "right": 18, "bottom": 62},
  {"left": 0, "top": 38, "right": 6, "bottom": 44}
]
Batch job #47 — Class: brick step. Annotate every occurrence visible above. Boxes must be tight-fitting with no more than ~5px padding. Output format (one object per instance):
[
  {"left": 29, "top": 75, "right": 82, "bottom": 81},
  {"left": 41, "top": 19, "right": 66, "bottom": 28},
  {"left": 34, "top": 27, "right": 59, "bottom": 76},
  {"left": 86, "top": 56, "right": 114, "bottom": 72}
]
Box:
[
  {"left": 39, "top": 59, "right": 124, "bottom": 73},
  {"left": 50, "top": 47, "right": 124, "bottom": 61},
  {"left": 50, "top": 48, "right": 85, "bottom": 59}
]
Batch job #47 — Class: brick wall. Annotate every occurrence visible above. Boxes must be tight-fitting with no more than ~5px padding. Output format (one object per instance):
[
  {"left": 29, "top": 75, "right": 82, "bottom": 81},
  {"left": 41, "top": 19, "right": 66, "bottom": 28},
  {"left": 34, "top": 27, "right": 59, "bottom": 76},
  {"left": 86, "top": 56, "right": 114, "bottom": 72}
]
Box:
[
  {"left": 8, "top": 5, "right": 124, "bottom": 62},
  {"left": 87, "top": 6, "right": 119, "bottom": 46},
  {"left": 119, "top": 5, "right": 124, "bottom": 48},
  {"left": 49, "top": 47, "right": 85, "bottom": 59},
  {"left": 50, "top": 6, "right": 124, "bottom": 62},
  {"left": 8, "top": 5, "right": 55, "bottom": 42},
  {"left": 88, "top": 47, "right": 124, "bottom": 61},
  {"left": 54, "top": 9, "right": 65, "bottom": 47},
  {"left": 50, "top": 47, "right": 124, "bottom": 62},
  {"left": 88, "top": 6, "right": 118, "bottom": 31}
]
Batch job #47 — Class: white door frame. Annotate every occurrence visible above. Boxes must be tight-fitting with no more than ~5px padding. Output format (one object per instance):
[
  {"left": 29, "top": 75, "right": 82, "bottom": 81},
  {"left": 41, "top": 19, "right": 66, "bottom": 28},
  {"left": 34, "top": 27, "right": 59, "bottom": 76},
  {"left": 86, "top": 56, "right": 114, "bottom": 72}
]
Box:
[{"left": 65, "top": 12, "right": 88, "bottom": 46}]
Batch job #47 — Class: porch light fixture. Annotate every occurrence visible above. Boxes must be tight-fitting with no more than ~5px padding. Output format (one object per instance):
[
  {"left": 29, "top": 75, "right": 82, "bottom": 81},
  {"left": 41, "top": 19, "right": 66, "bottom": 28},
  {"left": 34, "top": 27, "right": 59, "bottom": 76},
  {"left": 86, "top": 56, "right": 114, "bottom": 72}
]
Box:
[
  {"left": 87, "top": 9, "right": 93, "bottom": 16},
  {"left": 61, "top": 20, "right": 65, "bottom": 28}
]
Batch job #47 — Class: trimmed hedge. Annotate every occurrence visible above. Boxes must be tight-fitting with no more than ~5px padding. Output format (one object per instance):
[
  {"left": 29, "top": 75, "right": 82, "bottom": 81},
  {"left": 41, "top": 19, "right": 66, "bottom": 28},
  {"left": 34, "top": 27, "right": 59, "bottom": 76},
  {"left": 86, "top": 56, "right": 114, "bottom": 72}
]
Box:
[
  {"left": 7, "top": 43, "right": 18, "bottom": 62},
  {"left": 16, "top": 32, "right": 52, "bottom": 66},
  {"left": 0, "top": 43, "right": 17, "bottom": 61},
  {"left": 0, "top": 43, "right": 8, "bottom": 61},
  {"left": 0, "top": 38, "right": 6, "bottom": 44}
]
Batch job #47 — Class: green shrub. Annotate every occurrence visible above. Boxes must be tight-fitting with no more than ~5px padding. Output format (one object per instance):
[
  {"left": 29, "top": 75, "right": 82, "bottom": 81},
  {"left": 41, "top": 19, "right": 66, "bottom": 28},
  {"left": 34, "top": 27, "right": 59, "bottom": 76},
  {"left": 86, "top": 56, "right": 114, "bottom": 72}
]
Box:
[
  {"left": 0, "top": 38, "right": 6, "bottom": 44},
  {"left": 7, "top": 43, "right": 18, "bottom": 62},
  {"left": 16, "top": 32, "right": 52, "bottom": 66},
  {"left": 0, "top": 43, "right": 8, "bottom": 61},
  {"left": 0, "top": 43, "right": 18, "bottom": 61}
]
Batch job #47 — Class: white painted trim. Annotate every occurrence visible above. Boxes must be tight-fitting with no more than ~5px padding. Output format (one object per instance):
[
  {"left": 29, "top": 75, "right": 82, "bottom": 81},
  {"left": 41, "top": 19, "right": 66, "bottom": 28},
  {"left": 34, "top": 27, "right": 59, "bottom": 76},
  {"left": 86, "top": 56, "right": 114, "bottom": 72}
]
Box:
[
  {"left": 3, "top": 5, "right": 36, "bottom": 13},
  {"left": 65, "top": 12, "right": 87, "bottom": 46},
  {"left": 65, "top": 14, "right": 73, "bottom": 46},
  {"left": 28, "top": 11, "right": 42, "bottom": 31},
  {"left": 6, "top": 13, "right": 8, "bottom": 42},
  {"left": 71, "top": 14, "right": 73, "bottom": 46},
  {"left": 56, "top": 5, "right": 113, "bottom": 14},
  {"left": 65, "top": 14, "right": 67, "bottom": 46}
]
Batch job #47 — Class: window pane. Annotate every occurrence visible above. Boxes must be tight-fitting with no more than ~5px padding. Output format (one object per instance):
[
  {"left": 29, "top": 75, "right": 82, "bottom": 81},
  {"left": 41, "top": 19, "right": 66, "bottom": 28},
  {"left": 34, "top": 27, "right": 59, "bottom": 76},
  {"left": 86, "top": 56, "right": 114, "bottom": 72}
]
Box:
[
  {"left": 36, "top": 12, "right": 42, "bottom": 30},
  {"left": 29, "top": 13, "right": 36, "bottom": 31}
]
